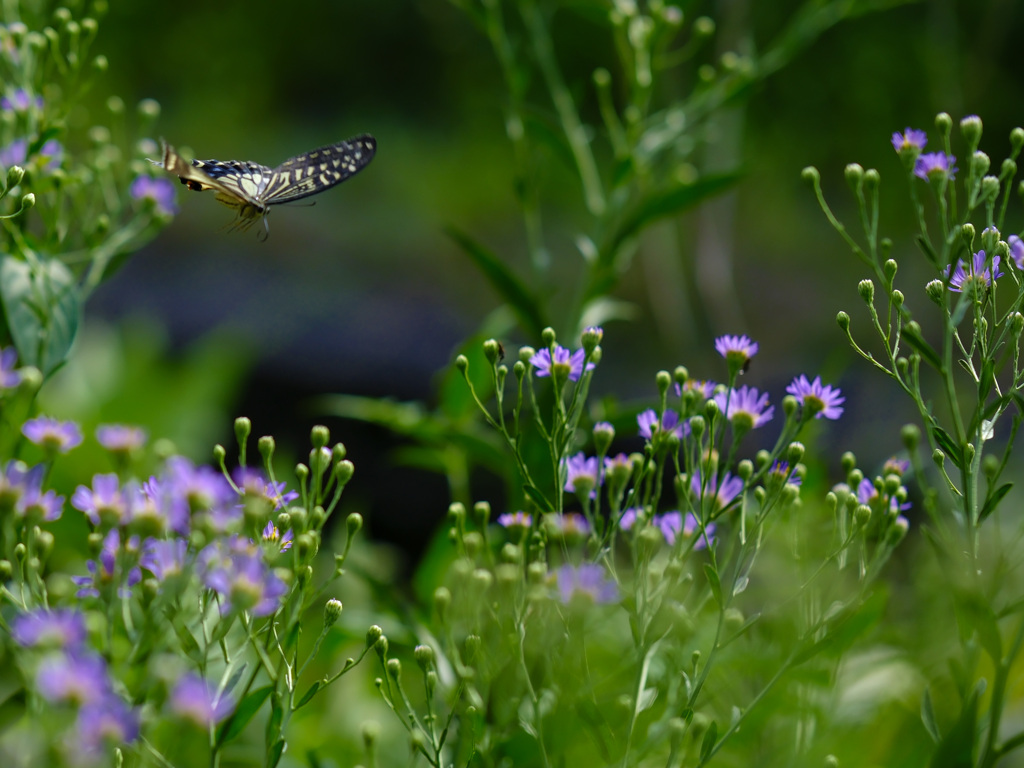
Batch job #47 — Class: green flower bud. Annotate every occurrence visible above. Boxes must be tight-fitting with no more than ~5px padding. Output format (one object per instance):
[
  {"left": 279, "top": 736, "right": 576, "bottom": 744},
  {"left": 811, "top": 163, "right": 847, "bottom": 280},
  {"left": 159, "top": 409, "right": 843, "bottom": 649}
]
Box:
[
  {"left": 960, "top": 114, "right": 983, "bottom": 147},
  {"left": 471, "top": 501, "right": 491, "bottom": 527},
  {"left": 981, "top": 175, "right": 1000, "bottom": 202},
  {"left": 1012, "top": 127, "right": 1024, "bottom": 152},
  {"left": 858, "top": 279, "right": 874, "bottom": 305},
  {"left": 886, "top": 516, "right": 909, "bottom": 546},
  {"left": 455, "top": 354, "right": 469, "bottom": 374},
  {"left": 737, "top": 459, "right": 753, "bottom": 481},
  {"left": 213, "top": 444, "right": 226, "bottom": 465},
  {"left": 310, "top": 424, "right": 330, "bottom": 449},
  {"left": 346, "top": 512, "right": 363, "bottom": 538},
  {"left": 541, "top": 327, "right": 557, "bottom": 347},
  {"left": 434, "top": 586, "right": 451, "bottom": 620},
  {"left": 527, "top": 561, "right": 547, "bottom": 584},
  {"left": 593, "top": 67, "right": 611, "bottom": 87},
  {"left": 471, "top": 568, "right": 493, "bottom": 592},
  {"left": 414, "top": 644, "right": 435, "bottom": 670},
  {"left": 386, "top": 658, "right": 401, "bottom": 680},
  {"left": 801, "top": 166, "right": 820, "bottom": 184},
  {"left": 854, "top": 504, "right": 872, "bottom": 527},
  {"left": 448, "top": 502, "right": 466, "bottom": 524},
  {"left": 782, "top": 394, "right": 798, "bottom": 418},
  {"left": 20, "top": 193, "right": 34, "bottom": 210},
  {"left": 593, "top": 421, "right": 615, "bottom": 454},
  {"left": 836, "top": 311, "right": 850, "bottom": 333},
  {"left": 935, "top": 112, "right": 952, "bottom": 137},
  {"left": 500, "top": 543, "right": 522, "bottom": 563},
  {"left": 724, "top": 607, "right": 744, "bottom": 633},
  {"left": 518, "top": 346, "right": 535, "bottom": 365},
  {"left": 7, "top": 165, "right": 25, "bottom": 188},
  {"left": 258, "top": 435, "right": 275, "bottom": 462},
  {"left": 863, "top": 168, "right": 880, "bottom": 190},
  {"left": 0, "top": 561, "right": 10, "bottom": 580},
  {"left": 464, "top": 634, "right": 481, "bottom": 662},
  {"left": 787, "top": 442, "right": 805, "bottom": 466},
  {"left": 824, "top": 755, "right": 839, "bottom": 768},
  {"left": 581, "top": 325, "right": 603, "bottom": 353},
  {"left": 324, "top": 598, "right": 343, "bottom": 627},
  {"left": 656, "top": 370, "right": 671, "bottom": 396},
  {"left": 373, "top": 634, "right": 389, "bottom": 660},
  {"left": 844, "top": 163, "right": 864, "bottom": 191}
]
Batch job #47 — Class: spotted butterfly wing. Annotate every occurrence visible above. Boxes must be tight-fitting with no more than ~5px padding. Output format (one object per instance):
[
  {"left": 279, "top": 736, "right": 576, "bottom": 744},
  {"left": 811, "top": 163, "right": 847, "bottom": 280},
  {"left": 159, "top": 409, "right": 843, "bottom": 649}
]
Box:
[{"left": 153, "top": 135, "right": 376, "bottom": 237}]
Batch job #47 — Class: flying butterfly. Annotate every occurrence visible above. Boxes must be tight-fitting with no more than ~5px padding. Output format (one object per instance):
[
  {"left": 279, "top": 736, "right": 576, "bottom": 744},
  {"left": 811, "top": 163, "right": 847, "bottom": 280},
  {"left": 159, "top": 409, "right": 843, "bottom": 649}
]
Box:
[{"left": 153, "top": 135, "right": 376, "bottom": 239}]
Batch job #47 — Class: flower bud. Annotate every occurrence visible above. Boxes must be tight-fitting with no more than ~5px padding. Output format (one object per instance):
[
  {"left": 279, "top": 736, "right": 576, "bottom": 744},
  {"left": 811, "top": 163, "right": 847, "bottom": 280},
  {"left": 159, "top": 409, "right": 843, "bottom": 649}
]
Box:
[
  {"left": 541, "top": 327, "right": 557, "bottom": 347},
  {"left": 366, "top": 625, "right": 383, "bottom": 648},
  {"left": 324, "top": 598, "right": 343, "bottom": 627},
  {"left": 346, "top": 512, "right": 363, "bottom": 539},
  {"left": 593, "top": 421, "right": 615, "bottom": 454},
  {"left": 863, "top": 168, "right": 880, "bottom": 190},
  {"left": 471, "top": 501, "right": 491, "bottom": 527},
  {"left": 414, "top": 644, "right": 435, "bottom": 671},
  {"left": 844, "top": 163, "right": 864, "bottom": 191},
  {"left": 787, "top": 442, "right": 805, "bottom": 466},
  {"left": 20, "top": 193, "right": 34, "bottom": 210},
  {"left": 386, "top": 658, "right": 401, "bottom": 680},
  {"left": 258, "top": 435, "right": 275, "bottom": 463},
  {"left": 935, "top": 112, "right": 952, "bottom": 137},
  {"left": 464, "top": 634, "right": 481, "bottom": 662},
  {"left": 858, "top": 279, "right": 874, "bottom": 305},
  {"left": 960, "top": 114, "right": 983, "bottom": 147},
  {"left": 6, "top": 165, "right": 24, "bottom": 188},
  {"left": 836, "top": 311, "right": 850, "bottom": 332},
  {"left": 581, "top": 326, "right": 603, "bottom": 353},
  {"left": 981, "top": 176, "right": 1000, "bottom": 202}
]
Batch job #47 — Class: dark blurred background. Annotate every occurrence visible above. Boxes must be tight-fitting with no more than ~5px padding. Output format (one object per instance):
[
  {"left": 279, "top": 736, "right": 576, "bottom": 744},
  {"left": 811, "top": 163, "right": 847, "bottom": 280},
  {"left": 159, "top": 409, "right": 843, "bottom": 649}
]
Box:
[{"left": 72, "top": 0, "right": 1024, "bottom": 561}]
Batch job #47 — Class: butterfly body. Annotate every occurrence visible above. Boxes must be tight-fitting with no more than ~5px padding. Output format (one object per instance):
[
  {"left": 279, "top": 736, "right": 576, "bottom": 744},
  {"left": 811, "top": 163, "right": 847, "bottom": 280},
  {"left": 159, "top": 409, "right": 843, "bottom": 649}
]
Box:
[{"left": 154, "top": 135, "right": 376, "bottom": 237}]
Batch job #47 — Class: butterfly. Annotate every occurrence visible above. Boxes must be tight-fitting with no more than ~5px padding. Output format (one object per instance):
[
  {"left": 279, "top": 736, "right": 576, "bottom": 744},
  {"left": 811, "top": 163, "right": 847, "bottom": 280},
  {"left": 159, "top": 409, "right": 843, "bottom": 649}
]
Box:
[{"left": 153, "top": 134, "right": 376, "bottom": 239}]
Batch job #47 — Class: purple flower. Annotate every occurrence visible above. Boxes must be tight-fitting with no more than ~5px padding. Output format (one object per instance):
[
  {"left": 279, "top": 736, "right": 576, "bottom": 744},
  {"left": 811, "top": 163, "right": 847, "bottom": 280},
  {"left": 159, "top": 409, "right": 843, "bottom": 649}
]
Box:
[
  {"left": 36, "top": 652, "right": 110, "bottom": 705},
  {"left": 0, "top": 460, "right": 42, "bottom": 513},
  {"left": 497, "top": 511, "right": 532, "bottom": 529},
  {"left": 562, "top": 452, "right": 601, "bottom": 497},
  {"left": 75, "top": 695, "right": 140, "bottom": 754},
  {"left": 169, "top": 673, "right": 235, "bottom": 726},
  {"left": 530, "top": 345, "right": 594, "bottom": 382},
  {"left": 681, "top": 512, "right": 716, "bottom": 550},
  {"left": 163, "top": 456, "right": 238, "bottom": 531},
  {"left": 95, "top": 424, "right": 148, "bottom": 452},
  {"left": 857, "top": 477, "right": 911, "bottom": 513},
  {"left": 619, "top": 507, "right": 641, "bottom": 530},
  {"left": 545, "top": 512, "right": 591, "bottom": 536},
  {"left": 37, "top": 138, "right": 62, "bottom": 171},
  {"left": 556, "top": 563, "right": 618, "bottom": 604},
  {"left": 914, "top": 151, "right": 957, "bottom": 181},
  {"left": 715, "top": 334, "right": 759, "bottom": 362},
  {"left": 17, "top": 480, "right": 64, "bottom": 522},
  {"left": 637, "top": 409, "right": 689, "bottom": 440},
  {"left": 883, "top": 457, "right": 910, "bottom": 477},
  {"left": 1009, "top": 235, "right": 1024, "bottom": 270},
  {"left": 260, "top": 521, "right": 293, "bottom": 552},
  {"left": 72, "top": 473, "right": 129, "bottom": 527},
  {"left": 233, "top": 467, "right": 299, "bottom": 511},
  {"left": 22, "top": 416, "right": 83, "bottom": 454},
  {"left": 786, "top": 375, "right": 845, "bottom": 420},
  {"left": 713, "top": 386, "right": 774, "bottom": 429},
  {"left": 0, "top": 346, "right": 21, "bottom": 389},
  {"left": 1, "top": 88, "right": 42, "bottom": 113},
  {"left": 71, "top": 530, "right": 141, "bottom": 599},
  {"left": 769, "top": 460, "right": 801, "bottom": 487},
  {"left": 130, "top": 176, "right": 177, "bottom": 215},
  {"left": 691, "top": 471, "right": 744, "bottom": 512},
  {"left": 197, "top": 536, "right": 287, "bottom": 616},
  {"left": 675, "top": 379, "right": 716, "bottom": 399},
  {"left": 11, "top": 608, "right": 86, "bottom": 650},
  {"left": 140, "top": 537, "right": 189, "bottom": 581},
  {"left": 0, "top": 138, "right": 27, "bottom": 168},
  {"left": 946, "top": 250, "right": 1003, "bottom": 293},
  {"left": 891, "top": 128, "right": 927, "bottom": 153}
]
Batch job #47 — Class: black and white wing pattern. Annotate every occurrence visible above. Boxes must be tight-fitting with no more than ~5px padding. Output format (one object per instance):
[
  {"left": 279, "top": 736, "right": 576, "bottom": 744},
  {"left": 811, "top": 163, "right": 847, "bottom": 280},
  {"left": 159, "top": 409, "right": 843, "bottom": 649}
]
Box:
[{"left": 153, "top": 135, "right": 376, "bottom": 237}]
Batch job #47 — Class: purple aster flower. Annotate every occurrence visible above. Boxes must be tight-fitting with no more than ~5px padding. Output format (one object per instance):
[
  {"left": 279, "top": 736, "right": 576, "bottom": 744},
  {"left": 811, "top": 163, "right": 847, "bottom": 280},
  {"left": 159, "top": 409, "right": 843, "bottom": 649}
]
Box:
[
  {"left": 17, "top": 481, "right": 64, "bottom": 522},
  {"left": 232, "top": 467, "right": 299, "bottom": 511},
  {"left": 1, "top": 88, "right": 42, "bottom": 113},
  {"left": 130, "top": 175, "right": 177, "bottom": 216},
  {"left": 530, "top": 345, "right": 594, "bottom": 382},
  {"left": 139, "top": 475, "right": 190, "bottom": 536},
  {"left": 675, "top": 379, "right": 716, "bottom": 399},
  {"left": 883, "top": 457, "right": 910, "bottom": 477},
  {"left": 715, "top": 334, "right": 759, "bottom": 362},
  {"left": 260, "top": 521, "right": 293, "bottom": 552},
  {"left": 22, "top": 416, "right": 83, "bottom": 454},
  {"left": 169, "top": 673, "right": 235, "bottom": 726},
  {"left": 71, "top": 529, "right": 141, "bottom": 599},
  {"left": 0, "top": 460, "right": 43, "bottom": 515},
  {"left": 619, "top": 508, "right": 639, "bottom": 531},
  {"left": 72, "top": 473, "right": 129, "bottom": 527},
  {"left": 140, "top": 537, "right": 189, "bottom": 581},
  {"left": 891, "top": 128, "right": 927, "bottom": 153},
  {"left": 562, "top": 452, "right": 602, "bottom": 497},
  {"left": 946, "top": 250, "right": 1003, "bottom": 293},
  {"left": 637, "top": 408, "right": 689, "bottom": 440},
  {"left": 75, "top": 695, "right": 140, "bottom": 755},
  {"left": 769, "top": 460, "right": 801, "bottom": 486},
  {"left": 681, "top": 511, "right": 716, "bottom": 550},
  {"left": 0, "top": 346, "right": 21, "bottom": 389},
  {"left": 10, "top": 608, "right": 86, "bottom": 650},
  {"left": 1009, "top": 235, "right": 1024, "bottom": 270},
  {"left": 95, "top": 424, "right": 148, "bottom": 452},
  {"left": 691, "top": 471, "right": 744, "bottom": 512},
  {"left": 914, "top": 151, "right": 957, "bottom": 181},
  {"left": 197, "top": 535, "right": 287, "bottom": 616},
  {"left": 857, "top": 478, "right": 911, "bottom": 513},
  {"left": 555, "top": 563, "right": 618, "bottom": 604},
  {"left": 164, "top": 456, "right": 238, "bottom": 531},
  {"left": 37, "top": 138, "right": 62, "bottom": 171},
  {"left": 497, "top": 511, "right": 532, "bottom": 529},
  {"left": 545, "top": 512, "right": 591, "bottom": 536},
  {"left": 713, "top": 386, "right": 775, "bottom": 429},
  {"left": 0, "top": 138, "right": 27, "bottom": 168},
  {"left": 786, "top": 375, "right": 845, "bottom": 420},
  {"left": 36, "top": 652, "right": 110, "bottom": 705}
]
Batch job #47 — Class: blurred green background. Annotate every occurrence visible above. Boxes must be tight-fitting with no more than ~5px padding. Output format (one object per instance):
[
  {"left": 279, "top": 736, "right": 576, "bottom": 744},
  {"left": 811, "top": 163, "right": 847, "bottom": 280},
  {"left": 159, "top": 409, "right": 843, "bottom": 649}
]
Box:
[{"left": 57, "top": 0, "right": 1024, "bottom": 557}]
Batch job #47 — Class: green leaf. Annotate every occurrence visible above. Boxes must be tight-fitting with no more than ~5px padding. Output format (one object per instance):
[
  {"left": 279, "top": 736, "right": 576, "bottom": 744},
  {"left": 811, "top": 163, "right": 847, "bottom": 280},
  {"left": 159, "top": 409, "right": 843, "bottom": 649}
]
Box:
[
  {"left": 953, "top": 588, "right": 1002, "bottom": 663},
  {"left": 928, "top": 680, "right": 982, "bottom": 768},
  {"left": 267, "top": 738, "right": 285, "bottom": 768},
  {"left": 902, "top": 324, "right": 942, "bottom": 370},
  {"left": 522, "top": 483, "right": 554, "bottom": 513},
  {"left": 921, "top": 687, "right": 940, "bottom": 743},
  {"left": 445, "top": 226, "right": 546, "bottom": 339},
  {"left": 699, "top": 720, "right": 718, "bottom": 763},
  {"left": 914, "top": 234, "right": 940, "bottom": 268},
  {"left": 265, "top": 691, "right": 283, "bottom": 749},
  {"left": 216, "top": 685, "right": 272, "bottom": 747},
  {"left": 165, "top": 610, "right": 202, "bottom": 663},
  {"left": 0, "top": 255, "right": 80, "bottom": 376},
  {"left": 703, "top": 564, "right": 722, "bottom": 608},
  {"left": 295, "top": 681, "right": 322, "bottom": 710},
  {"left": 605, "top": 172, "right": 743, "bottom": 258},
  {"left": 979, "top": 483, "right": 1011, "bottom": 523},
  {"left": 931, "top": 426, "right": 963, "bottom": 470}
]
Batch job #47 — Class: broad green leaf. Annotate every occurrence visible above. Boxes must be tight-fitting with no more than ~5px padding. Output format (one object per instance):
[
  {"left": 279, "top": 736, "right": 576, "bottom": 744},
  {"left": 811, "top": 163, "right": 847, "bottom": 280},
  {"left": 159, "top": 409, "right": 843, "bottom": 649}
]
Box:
[
  {"left": 0, "top": 255, "right": 80, "bottom": 376},
  {"left": 929, "top": 680, "right": 982, "bottom": 768},
  {"left": 699, "top": 720, "right": 718, "bottom": 763}
]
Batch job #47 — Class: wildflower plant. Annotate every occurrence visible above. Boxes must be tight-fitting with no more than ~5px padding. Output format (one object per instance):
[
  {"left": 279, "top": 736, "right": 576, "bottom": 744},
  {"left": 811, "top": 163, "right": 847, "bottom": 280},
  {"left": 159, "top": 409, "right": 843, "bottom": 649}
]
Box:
[
  {"left": 806, "top": 112, "right": 1024, "bottom": 767},
  {"left": 0, "top": 411, "right": 364, "bottom": 766},
  {"left": 0, "top": 5, "right": 175, "bottom": 379}
]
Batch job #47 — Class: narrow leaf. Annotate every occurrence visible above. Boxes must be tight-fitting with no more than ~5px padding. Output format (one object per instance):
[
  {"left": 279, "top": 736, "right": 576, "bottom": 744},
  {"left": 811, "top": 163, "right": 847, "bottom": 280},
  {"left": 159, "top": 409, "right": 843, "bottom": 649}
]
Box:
[
  {"left": 216, "top": 685, "right": 272, "bottom": 746},
  {"left": 522, "top": 484, "right": 554, "bottom": 513},
  {"left": 703, "top": 564, "right": 722, "bottom": 608},
  {"left": 921, "top": 687, "right": 940, "bottom": 744},
  {"left": 699, "top": 720, "right": 718, "bottom": 762},
  {"left": 931, "top": 426, "right": 963, "bottom": 470},
  {"left": 979, "top": 483, "right": 1012, "bottom": 523},
  {"left": 445, "top": 226, "right": 546, "bottom": 339},
  {"left": 295, "top": 681, "right": 322, "bottom": 710}
]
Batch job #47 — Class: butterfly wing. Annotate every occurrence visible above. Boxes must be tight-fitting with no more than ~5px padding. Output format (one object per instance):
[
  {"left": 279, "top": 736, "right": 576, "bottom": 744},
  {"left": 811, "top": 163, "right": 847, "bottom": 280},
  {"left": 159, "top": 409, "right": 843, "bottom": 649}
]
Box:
[
  {"left": 261, "top": 135, "right": 376, "bottom": 205},
  {"left": 154, "top": 141, "right": 269, "bottom": 214}
]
